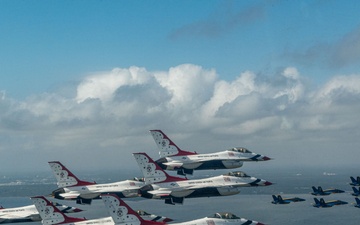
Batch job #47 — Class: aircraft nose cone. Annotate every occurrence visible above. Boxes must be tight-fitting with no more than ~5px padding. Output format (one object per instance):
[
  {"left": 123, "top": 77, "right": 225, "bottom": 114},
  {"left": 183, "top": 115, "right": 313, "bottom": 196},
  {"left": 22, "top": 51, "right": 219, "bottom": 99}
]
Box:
[
  {"left": 263, "top": 156, "right": 271, "bottom": 161},
  {"left": 163, "top": 218, "right": 174, "bottom": 223},
  {"left": 264, "top": 181, "right": 273, "bottom": 186}
]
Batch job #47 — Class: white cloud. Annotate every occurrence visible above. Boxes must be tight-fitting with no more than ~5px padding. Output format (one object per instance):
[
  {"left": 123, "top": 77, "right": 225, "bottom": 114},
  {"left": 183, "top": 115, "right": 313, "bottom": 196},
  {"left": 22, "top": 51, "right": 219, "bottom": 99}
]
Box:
[{"left": 1, "top": 64, "right": 360, "bottom": 172}]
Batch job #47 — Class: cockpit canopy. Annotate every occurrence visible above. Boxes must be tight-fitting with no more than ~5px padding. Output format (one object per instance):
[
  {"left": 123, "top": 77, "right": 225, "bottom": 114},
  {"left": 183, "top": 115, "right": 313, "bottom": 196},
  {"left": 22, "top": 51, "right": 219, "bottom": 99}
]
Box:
[
  {"left": 224, "top": 171, "right": 250, "bottom": 177},
  {"left": 209, "top": 212, "right": 240, "bottom": 219},
  {"left": 228, "top": 147, "right": 252, "bottom": 153}
]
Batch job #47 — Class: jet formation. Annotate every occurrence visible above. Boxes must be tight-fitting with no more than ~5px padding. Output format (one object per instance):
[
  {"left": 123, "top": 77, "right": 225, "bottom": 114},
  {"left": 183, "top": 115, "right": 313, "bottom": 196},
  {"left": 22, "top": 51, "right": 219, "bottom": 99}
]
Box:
[
  {"left": 5, "top": 129, "right": 360, "bottom": 225},
  {"left": 134, "top": 152, "right": 272, "bottom": 205},
  {"left": 31, "top": 194, "right": 265, "bottom": 225}
]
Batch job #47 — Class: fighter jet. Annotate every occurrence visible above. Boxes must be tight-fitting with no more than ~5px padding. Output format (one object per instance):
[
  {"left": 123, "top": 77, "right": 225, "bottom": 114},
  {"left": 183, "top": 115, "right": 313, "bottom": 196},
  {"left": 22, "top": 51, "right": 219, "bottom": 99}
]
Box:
[
  {"left": 271, "top": 195, "right": 305, "bottom": 204},
  {"left": 352, "top": 187, "right": 360, "bottom": 196},
  {"left": 102, "top": 193, "right": 265, "bottom": 225},
  {"left": 49, "top": 161, "right": 145, "bottom": 204},
  {"left": 311, "top": 186, "right": 345, "bottom": 196},
  {"left": 149, "top": 130, "right": 271, "bottom": 175},
  {"left": 0, "top": 200, "right": 82, "bottom": 224},
  {"left": 312, "top": 198, "right": 348, "bottom": 208},
  {"left": 31, "top": 196, "right": 173, "bottom": 225},
  {"left": 133, "top": 152, "right": 272, "bottom": 205},
  {"left": 350, "top": 176, "right": 360, "bottom": 186}
]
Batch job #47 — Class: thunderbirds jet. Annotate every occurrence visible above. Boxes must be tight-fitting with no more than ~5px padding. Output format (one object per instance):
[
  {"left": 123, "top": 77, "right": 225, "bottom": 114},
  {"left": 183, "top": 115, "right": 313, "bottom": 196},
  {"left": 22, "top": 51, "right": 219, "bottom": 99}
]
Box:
[
  {"left": 350, "top": 176, "right": 360, "bottom": 186},
  {"left": 150, "top": 130, "right": 271, "bottom": 175},
  {"left": 352, "top": 187, "right": 360, "bottom": 196},
  {"left": 312, "top": 198, "right": 348, "bottom": 208},
  {"left": 133, "top": 152, "right": 272, "bottom": 205},
  {"left": 31, "top": 196, "right": 172, "bottom": 225},
  {"left": 48, "top": 161, "right": 145, "bottom": 204},
  {"left": 271, "top": 195, "right": 305, "bottom": 204},
  {"left": 0, "top": 200, "right": 82, "bottom": 224},
  {"left": 102, "top": 193, "right": 265, "bottom": 225},
  {"left": 311, "top": 186, "right": 345, "bottom": 196}
]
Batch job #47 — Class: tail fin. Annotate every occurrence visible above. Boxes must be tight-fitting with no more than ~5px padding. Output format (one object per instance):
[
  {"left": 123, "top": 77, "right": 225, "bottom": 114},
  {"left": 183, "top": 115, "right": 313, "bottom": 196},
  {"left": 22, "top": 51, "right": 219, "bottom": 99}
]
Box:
[
  {"left": 319, "top": 198, "right": 326, "bottom": 206},
  {"left": 356, "top": 198, "right": 360, "bottom": 205},
  {"left": 277, "top": 195, "right": 283, "bottom": 202},
  {"left": 48, "top": 161, "right": 96, "bottom": 187},
  {"left": 31, "top": 196, "right": 86, "bottom": 225},
  {"left": 102, "top": 194, "right": 164, "bottom": 225},
  {"left": 272, "top": 195, "right": 278, "bottom": 203},
  {"left": 353, "top": 187, "right": 360, "bottom": 194},
  {"left": 313, "top": 198, "right": 320, "bottom": 205},
  {"left": 351, "top": 176, "right": 357, "bottom": 184},
  {"left": 317, "top": 186, "right": 324, "bottom": 194},
  {"left": 312, "top": 186, "right": 318, "bottom": 194},
  {"left": 149, "top": 130, "right": 197, "bottom": 157},
  {"left": 133, "top": 152, "right": 187, "bottom": 184},
  {"left": 357, "top": 176, "right": 360, "bottom": 184}
]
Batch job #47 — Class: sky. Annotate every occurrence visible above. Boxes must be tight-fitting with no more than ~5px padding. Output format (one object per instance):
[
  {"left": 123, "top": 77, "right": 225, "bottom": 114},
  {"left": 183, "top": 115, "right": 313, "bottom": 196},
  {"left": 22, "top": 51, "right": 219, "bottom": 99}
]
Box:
[{"left": 1, "top": 0, "right": 360, "bottom": 174}]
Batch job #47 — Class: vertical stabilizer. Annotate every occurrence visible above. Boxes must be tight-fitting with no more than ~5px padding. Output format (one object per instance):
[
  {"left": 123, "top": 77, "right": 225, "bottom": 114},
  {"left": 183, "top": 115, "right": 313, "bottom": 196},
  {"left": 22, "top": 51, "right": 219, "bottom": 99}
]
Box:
[
  {"left": 271, "top": 195, "right": 278, "bottom": 203},
  {"left": 355, "top": 197, "right": 360, "bottom": 205},
  {"left": 133, "top": 153, "right": 187, "bottom": 184},
  {"left": 31, "top": 196, "right": 85, "bottom": 225},
  {"left": 102, "top": 194, "right": 165, "bottom": 225},
  {"left": 149, "top": 130, "right": 197, "bottom": 157},
  {"left": 102, "top": 194, "right": 142, "bottom": 225},
  {"left": 48, "top": 161, "right": 96, "bottom": 187}
]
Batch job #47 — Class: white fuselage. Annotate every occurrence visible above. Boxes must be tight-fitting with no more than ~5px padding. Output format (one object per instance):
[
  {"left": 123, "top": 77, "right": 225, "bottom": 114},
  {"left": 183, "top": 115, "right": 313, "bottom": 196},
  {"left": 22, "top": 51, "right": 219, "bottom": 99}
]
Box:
[
  {"left": 143, "top": 174, "right": 267, "bottom": 199},
  {"left": 172, "top": 217, "right": 261, "bottom": 225},
  {"left": 0, "top": 205, "right": 40, "bottom": 223},
  {"left": 59, "top": 180, "right": 144, "bottom": 200},
  {"left": 162, "top": 150, "right": 267, "bottom": 170}
]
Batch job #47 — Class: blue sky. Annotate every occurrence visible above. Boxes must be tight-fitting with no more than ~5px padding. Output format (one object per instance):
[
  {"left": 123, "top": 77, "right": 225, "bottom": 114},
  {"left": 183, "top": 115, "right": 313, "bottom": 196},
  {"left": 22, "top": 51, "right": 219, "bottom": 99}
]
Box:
[
  {"left": 2, "top": 0, "right": 360, "bottom": 98},
  {"left": 1, "top": 0, "right": 360, "bottom": 173}
]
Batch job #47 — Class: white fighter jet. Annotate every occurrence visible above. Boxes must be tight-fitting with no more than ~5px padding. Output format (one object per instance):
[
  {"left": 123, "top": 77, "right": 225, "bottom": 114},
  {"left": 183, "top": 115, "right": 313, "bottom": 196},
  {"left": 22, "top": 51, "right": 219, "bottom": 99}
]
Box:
[
  {"left": 0, "top": 200, "right": 82, "bottom": 224},
  {"left": 150, "top": 130, "right": 271, "bottom": 175},
  {"left": 31, "top": 196, "right": 173, "bottom": 225},
  {"left": 49, "top": 161, "right": 145, "bottom": 205},
  {"left": 102, "top": 193, "right": 265, "bottom": 225},
  {"left": 133, "top": 152, "right": 272, "bottom": 205}
]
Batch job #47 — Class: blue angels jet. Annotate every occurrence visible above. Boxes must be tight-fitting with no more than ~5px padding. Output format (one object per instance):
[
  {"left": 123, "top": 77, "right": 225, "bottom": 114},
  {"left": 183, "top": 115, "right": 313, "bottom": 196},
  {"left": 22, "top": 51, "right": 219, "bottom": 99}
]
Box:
[
  {"left": 150, "top": 130, "right": 271, "bottom": 175},
  {"left": 350, "top": 176, "right": 360, "bottom": 186},
  {"left": 313, "top": 198, "right": 348, "bottom": 208},
  {"left": 271, "top": 195, "right": 305, "bottom": 204},
  {"left": 311, "top": 186, "right": 344, "bottom": 196}
]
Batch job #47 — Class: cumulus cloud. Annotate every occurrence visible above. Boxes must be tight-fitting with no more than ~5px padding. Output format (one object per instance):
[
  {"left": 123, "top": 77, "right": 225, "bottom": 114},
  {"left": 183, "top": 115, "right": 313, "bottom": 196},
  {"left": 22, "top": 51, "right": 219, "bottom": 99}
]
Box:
[{"left": 1, "top": 64, "right": 360, "bottom": 172}]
